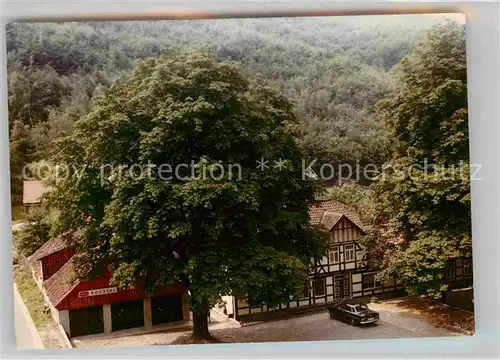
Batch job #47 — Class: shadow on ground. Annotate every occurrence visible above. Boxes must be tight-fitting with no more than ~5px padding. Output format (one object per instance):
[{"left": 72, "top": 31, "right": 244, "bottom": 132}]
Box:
[
  {"left": 148, "top": 326, "right": 192, "bottom": 335},
  {"left": 381, "top": 297, "right": 474, "bottom": 333},
  {"left": 168, "top": 334, "right": 224, "bottom": 345}
]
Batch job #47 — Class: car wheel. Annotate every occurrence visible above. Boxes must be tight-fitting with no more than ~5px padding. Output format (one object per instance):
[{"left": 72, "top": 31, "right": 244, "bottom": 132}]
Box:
[
  {"left": 350, "top": 319, "right": 357, "bottom": 326},
  {"left": 330, "top": 312, "right": 335, "bottom": 319}
]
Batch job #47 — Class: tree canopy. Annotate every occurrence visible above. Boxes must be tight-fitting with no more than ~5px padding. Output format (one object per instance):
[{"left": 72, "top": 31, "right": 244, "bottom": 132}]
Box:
[
  {"left": 365, "top": 22, "right": 471, "bottom": 298},
  {"left": 8, "top": 16, "right": 470, "bottom": 319},
  {"left": 7, "top": 16, "right": 449, "bottom": 203},
  {"left": 45, "top": 52, "right": 328, "bottom": 338}
]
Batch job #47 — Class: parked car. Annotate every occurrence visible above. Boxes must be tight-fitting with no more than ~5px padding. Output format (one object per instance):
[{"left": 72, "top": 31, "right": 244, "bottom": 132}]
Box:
[{"left": 328, "top": 300, "right": 379, "bottom": 326}]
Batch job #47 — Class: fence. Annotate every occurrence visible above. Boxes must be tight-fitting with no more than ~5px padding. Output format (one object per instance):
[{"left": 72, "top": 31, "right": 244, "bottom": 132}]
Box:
[{"left": 236, "top": 299, "right": 342, "bottom": 325}]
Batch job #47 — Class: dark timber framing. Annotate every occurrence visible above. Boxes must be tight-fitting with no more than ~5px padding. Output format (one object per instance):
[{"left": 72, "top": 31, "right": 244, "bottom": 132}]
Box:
[
  {"left": 234, "top": 216, "right": 404, "bottom": 323},
  {"left": 445, "top": 257, "right": 474, "bottom": 289}
]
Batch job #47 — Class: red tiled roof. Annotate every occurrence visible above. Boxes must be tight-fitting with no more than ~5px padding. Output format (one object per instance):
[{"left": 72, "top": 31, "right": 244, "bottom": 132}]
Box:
[
  {"left": 320, "top": 211, "right": 343, "bottom": 230},
  {"left": 308, "top": 206, "right": 325, "bottom": 226},
  {"left": 309, "top": 199, "right": 366, "bottom": 232},
  {"left": 319, "top": 199, "right": 365, "bottom": 230},
  {"left": 28, "top": 237, "right": 67, "bottom": 262},
  {"left": 43, "top": 256, "right": 80, "bottom": 307},
  {"left": 22, "top": 180, "right": 48, "bottom": 205}
]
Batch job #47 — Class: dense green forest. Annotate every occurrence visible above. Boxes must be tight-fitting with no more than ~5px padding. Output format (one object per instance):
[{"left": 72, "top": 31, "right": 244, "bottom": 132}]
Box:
[
  {"left": 7, "top": 15, "right": 455, "bottom": 202},
  {"left": 9, "top": 15, "right": 470, "bottom": 307}
]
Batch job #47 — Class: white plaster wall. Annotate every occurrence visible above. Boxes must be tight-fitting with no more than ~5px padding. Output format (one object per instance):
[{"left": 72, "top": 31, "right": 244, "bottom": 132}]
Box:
[
  {"left": 58, "top": 310, "right": 70, "bottom": 336},
  {"left": 221, "top": 295, "right": 234, "bottom": 315}
]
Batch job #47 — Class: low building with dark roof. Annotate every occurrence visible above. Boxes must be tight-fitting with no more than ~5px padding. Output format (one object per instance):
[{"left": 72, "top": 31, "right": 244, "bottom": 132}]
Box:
[
  {"left": 22, "top": 180, "right": 48, "bottom": 213},
  {"left": 28, "top": 237, "right": 190, "bottom": 338},
  {"left": 28, "top": 236, "right": 72, "bottom": 285}
]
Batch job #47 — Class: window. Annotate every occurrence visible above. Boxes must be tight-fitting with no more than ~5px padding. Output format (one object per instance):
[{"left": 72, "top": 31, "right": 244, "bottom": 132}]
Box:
[
  {"left": 352, "top": 304, "right": 368, "bottom": 313},
  {"left": 445, "top": 261, "right": 456, "bottom": 278},
  {"left": 362, "top": 273, "right": 380, "bottom": 290},
  {"left": 341, "top": 304, "right": 351, "bottom": 312},
  {"left": 329, "top": 246, "right": 340, "bottom": 264},
  {"left": 455, "top": 259, "right": 463, "bottom": 276},
  {"left": 344, "top": 244, "right": 355, "bottom": 262},
  {"left": 463, "top": 259, "right": 473, "bottom": 276},
  {"left": 314, "top": 278, "right": 325, "bottom": 296}
]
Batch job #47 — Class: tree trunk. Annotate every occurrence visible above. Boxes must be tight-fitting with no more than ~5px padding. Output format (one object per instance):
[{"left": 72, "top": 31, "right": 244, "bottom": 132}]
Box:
[
  {"left": 192, "top": 307, "right": 211, "bottom": 340},
  {"left": 187, "top": 285, "right": 212, "bottom": 340}
]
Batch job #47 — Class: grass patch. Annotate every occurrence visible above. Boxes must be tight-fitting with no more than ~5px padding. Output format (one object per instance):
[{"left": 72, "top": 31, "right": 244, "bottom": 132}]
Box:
[
  {"left": 14, "top": 265, "right": 52, "bottom": 329},
  {"left": 12, "top": 206, "right": 27, "bottom": 223}
]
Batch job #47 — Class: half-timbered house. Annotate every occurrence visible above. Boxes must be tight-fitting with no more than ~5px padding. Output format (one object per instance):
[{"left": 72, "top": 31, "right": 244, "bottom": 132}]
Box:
[
  {"left": 444, "top": 257, "right": 474, "bottom": 291},
  {"left": 228, "top": 200, "right": 405, "bottom": 323}
]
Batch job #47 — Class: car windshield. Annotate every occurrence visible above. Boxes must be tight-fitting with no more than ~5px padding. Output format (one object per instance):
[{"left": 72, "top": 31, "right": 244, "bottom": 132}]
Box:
[{"left": 352, "top": 304, "right": 368, "bottom": 312}]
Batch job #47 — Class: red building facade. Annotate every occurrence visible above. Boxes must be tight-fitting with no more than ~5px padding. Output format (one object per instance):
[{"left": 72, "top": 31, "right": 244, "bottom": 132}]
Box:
[
  {"left": 40, "top": 248, "right": 74, "bottom": 281},
  {"left": 28, "top": 238, "right": 190, "bottom": 338}
]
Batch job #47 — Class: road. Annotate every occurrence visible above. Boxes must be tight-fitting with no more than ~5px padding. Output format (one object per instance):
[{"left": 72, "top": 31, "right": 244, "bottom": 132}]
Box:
[
  {"left": 211, "top": 306, "right": 458, "bottom": 343},
  {"left": 14, "top": 286, "right": 44, "bottom": 349},
  {"left": 12, "top": 222, "right": 43, "bottom": 350}
]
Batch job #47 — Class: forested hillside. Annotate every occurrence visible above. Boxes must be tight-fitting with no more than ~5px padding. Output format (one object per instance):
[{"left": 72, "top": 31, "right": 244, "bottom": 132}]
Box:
[
  {"left": 7, "top": 15, "right": 454, "bottom": 203},
  {"left": 9, "top": 13, "right": 470, "bottom": 314}
]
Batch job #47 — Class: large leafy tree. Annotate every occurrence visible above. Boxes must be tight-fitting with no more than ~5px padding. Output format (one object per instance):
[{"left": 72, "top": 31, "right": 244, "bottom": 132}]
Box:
[
  {"left": 46, "top": 52, "right": 328, "bottom": 339},
  {"left": 371, "top": 21, "right": 471, "bottom": 298}
]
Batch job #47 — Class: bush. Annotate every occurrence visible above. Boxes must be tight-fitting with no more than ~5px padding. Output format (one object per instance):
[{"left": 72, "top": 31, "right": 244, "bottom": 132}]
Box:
[
  {"left": 14, "top": 207, "right": 51, "bottom": 257},
  {"left": 11, "top": 205, "right": 27, "bottom": 222}
]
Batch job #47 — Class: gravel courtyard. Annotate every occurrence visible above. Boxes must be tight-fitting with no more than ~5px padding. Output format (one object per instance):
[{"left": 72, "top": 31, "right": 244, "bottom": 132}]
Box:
[
  {"left": 74, "top": 301, "right": 461, "bottom": 348},
  {"left": 212, "top": 304, "right": 459, "bottom": 343}
]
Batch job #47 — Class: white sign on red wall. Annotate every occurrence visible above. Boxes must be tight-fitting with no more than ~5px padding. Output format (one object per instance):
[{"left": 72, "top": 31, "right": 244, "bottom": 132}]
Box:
[{"left": 78, "top": 287, "right": 118, "bottom": 298}]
